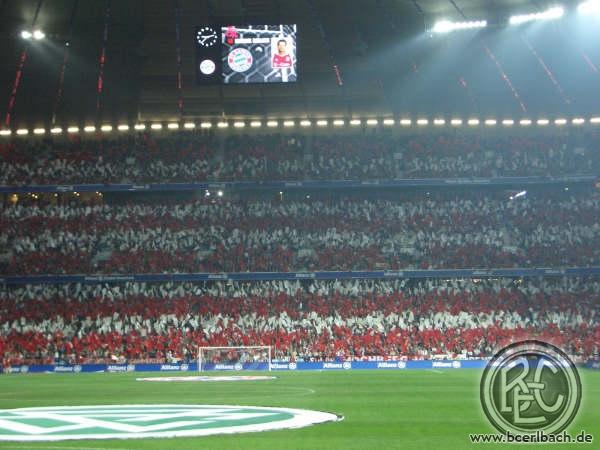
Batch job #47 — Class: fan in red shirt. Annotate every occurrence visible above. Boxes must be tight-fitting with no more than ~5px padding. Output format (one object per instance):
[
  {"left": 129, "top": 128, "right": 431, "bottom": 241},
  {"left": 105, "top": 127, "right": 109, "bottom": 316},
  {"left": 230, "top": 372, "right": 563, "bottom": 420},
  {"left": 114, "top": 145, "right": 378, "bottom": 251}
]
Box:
[{"left": 272, "top": 39, "right": 292, "bottom": 68}]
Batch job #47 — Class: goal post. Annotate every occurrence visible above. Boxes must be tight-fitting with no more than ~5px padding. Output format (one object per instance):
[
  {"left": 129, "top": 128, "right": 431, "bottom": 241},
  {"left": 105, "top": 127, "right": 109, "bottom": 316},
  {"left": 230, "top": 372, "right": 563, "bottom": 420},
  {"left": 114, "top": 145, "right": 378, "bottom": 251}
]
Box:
[{"left": 198, "top": 346, "right": 272, "bottom": 372}]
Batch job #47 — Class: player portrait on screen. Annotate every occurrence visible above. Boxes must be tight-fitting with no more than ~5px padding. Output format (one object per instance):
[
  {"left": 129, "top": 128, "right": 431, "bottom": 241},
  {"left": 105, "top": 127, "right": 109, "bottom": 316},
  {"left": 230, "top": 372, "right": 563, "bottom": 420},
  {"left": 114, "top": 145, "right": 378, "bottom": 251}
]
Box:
[{"left": 271, "top": 38, "right": 293, "bottom": 69}]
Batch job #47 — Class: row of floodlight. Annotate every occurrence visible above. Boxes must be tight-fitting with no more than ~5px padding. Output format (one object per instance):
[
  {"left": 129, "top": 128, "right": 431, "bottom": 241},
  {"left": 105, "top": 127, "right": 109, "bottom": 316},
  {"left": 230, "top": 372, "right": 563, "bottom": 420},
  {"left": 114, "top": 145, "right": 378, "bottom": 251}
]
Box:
[
  {"left": 432, "top": 2, "right": 599, "bottom": 34},
  {"left": 2, "top": 116, "right": 600, "bottom": 137},
  {"left": 20, "top": 30, "right": 46, "bottom": 40}
]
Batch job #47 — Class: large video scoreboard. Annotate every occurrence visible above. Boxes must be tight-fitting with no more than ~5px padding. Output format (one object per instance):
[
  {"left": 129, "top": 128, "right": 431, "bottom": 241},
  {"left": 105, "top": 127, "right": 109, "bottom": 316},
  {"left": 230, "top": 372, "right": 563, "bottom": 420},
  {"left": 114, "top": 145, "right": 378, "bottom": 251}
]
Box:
[{"left": 195, "top": 24, "right": 298, "bottom": 85}]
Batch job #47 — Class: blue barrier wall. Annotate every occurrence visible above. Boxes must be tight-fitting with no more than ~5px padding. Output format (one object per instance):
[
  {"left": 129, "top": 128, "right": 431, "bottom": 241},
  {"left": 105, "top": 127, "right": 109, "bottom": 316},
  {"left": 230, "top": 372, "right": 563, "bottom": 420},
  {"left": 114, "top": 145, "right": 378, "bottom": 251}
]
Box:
[
  {"left": 1, "top": 267, "right": 599, "bottom": 285},
  {"left": 7, "top": 359, "right": 599, "bottom": 374},
  {"left": 585, "top": 361, "right": 600, "bottom": 370},
  {"left": 0, "top": 175, "right": 596, "bottom": 194},
  {"left": 3, "top": 360, "right": 488, "bottom": 374}
]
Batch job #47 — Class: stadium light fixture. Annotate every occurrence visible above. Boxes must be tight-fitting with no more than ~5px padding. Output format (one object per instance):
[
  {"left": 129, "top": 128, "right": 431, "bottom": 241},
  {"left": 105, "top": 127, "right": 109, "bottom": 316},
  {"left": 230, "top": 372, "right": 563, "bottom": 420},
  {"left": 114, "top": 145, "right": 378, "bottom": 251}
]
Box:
[
  {"left": 117, "top": 124, "right": 129, "bottom": 131},
  {"left": 21, "top": 30, "right": 32, "bottom": 40},
  {"left": 283, "top": 120, "right": 295, "bottom": 127},
  {"left": 233, "top": 121, "right": 245, "bottom": 128},
  {"left": 350, "top": 119, "right": 361, "bottom": 126},
  {"left": 317, "top": 119, "right": 329, "bottom": 127},
  {"left": 134, "top": 124, "right": 146, "bottom": 130},
  {"left": 468, "top": 118, "right": 480, "bottom": 126},
  {"left": 83, "top": 126, "right": 96, "bottom": 133},
  {"left": 509, "top": 6, "right": 564, "bottom": 25},
  {"left": 416, "top": 118, "right": 428, "bottom": 126},
  {"left": 200, "top": 122, "right": 212, "bottom": 128},
  {"left": 450, "top": 119, "right": 463, "bottom": 126},
  {"left": 502, "top": 119, "right": 514, "bottom": 126},
  {"left": 400, "top": 119, "right": 412, "bottom": 126},
  {"left": 183, "top": 122, "right": 195, "bottom": 129},
  {"left": 217, "top": 190, "right": 223, "bottom": 197},
  {"left": 150, "top": 123, "right": 163, "bottom": 130},
  {"left": 217, "top": 121, "right": 228, "bottom": 128},
  {"left": 572, "top": 117, "right": 585, "bottom": 125},
  {"left": 432, "top": 19, "right": 487, "bottom": 33},
  {"left": 433, "top": 118, "right": 445, "bottom": 126},
  {"left": 519, "top": 119, "right": 532, "bottom": 126},
  {"left": 590, "top": 117, "right": 600, "bottom": 124},
  {"left": 366, "top": 119, "right": 379, "bottom": 126},
  {"left": 537, "top": 118, "right": 550, "bottom": 126},
  {"left": 266, "top": 120, "right": 278, "bottom": 127},
  {"left": 554, "top": 118, "right": 567, "bottom": 125},
  {"left": 0, "top": 129, "right": 12, "bottom": 136},
  {"left": 300, "top": 120, "right": 312, "bottom": 127},
  {"left": 67, "top": 126, "right": 79, "bottom": 133},
  {"left": 167, "top": 123, "right": 180, "bottom": 130},
  {"left": 484, "top": 119, "right": 497, "bottom": 126},
  {"left": 250, "top": 121, "right": 262, "bottom": 128},
  {"left": 32, "top": 30, "right": 45, "bottom": 40},
  {"left": 100, "top": 125, "right": 112, "bottom": 132},
  {"left": 333, "top": 119, "right": 345, "bottom": 126},
  {"left": 16, "top": 128, "right": 29, "bottom": 135},
  {"left": 33, "top": 128, "right": 45, "bottom": 135},
  {"left": 383, "top": 118, "right": 395, "bottom": 126},
  {"left": 578, "top": 0, "right": 600, "bottom": 14}
]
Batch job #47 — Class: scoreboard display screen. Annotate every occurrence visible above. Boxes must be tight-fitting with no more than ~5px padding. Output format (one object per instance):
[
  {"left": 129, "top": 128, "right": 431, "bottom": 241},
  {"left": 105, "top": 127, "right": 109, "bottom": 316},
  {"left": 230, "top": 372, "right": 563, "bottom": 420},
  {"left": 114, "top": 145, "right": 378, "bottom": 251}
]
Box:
[{"left": 195, "top": 24, "right": 298, "bottom": 85}]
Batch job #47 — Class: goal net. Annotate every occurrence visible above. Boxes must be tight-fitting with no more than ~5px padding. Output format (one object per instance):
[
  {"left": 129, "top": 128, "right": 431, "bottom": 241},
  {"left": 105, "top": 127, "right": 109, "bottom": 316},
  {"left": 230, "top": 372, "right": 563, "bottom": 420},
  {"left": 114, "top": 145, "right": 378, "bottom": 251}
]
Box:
[{"left": 198, "top": 346, "right": 272, "bottom": 372}]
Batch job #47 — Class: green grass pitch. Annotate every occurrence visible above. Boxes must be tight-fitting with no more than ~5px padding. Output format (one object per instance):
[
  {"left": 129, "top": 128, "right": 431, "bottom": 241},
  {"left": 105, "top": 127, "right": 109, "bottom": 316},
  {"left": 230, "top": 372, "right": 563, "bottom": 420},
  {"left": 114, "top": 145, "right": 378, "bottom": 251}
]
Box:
[{"left": 0, "top": 369, "right": 598, "bottom": 450}]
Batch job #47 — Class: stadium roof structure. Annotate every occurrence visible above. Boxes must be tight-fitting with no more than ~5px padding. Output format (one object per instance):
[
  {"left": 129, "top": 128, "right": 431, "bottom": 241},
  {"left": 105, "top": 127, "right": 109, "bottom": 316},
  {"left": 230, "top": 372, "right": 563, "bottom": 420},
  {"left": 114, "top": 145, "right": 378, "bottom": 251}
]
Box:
[{"left": 0, "top": 0, "right": 595, "bottom": 127}]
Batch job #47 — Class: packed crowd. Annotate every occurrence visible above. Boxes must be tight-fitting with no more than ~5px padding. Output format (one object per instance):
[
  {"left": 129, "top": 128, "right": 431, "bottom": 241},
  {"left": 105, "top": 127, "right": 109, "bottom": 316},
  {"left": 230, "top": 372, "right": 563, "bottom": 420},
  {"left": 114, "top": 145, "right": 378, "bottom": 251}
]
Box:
[
  {"left": 1, "top": 132, "right": 598, "bottom": 184},
  {"left": 1, "top": 192, "right": 599, "bottom": 274},
  {"left": 1, "top": 277, "right": 598, "bottom": 366}
]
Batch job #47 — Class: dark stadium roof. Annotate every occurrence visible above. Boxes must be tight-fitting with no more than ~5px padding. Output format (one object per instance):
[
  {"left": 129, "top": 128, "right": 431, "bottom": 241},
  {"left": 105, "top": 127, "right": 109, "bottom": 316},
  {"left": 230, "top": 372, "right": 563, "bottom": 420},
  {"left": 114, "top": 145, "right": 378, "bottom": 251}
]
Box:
[{"left": 0, "top": 0, "right": 593, "bottom": 127}]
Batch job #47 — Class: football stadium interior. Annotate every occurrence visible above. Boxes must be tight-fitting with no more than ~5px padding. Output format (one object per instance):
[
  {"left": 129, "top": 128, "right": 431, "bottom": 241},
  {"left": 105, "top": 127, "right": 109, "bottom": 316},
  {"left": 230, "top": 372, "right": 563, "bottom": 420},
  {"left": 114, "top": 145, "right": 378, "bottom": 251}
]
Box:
[{"left": 0, "top": 0, "right": 599, "bottom": 449}]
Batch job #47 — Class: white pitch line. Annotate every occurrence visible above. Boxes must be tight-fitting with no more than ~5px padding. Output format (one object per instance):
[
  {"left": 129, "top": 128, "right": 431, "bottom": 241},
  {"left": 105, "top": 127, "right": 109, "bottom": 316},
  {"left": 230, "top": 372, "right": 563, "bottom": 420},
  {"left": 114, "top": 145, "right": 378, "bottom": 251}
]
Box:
[
  {"left": 429, "top": 369, "right": 444, "bottom": 374},
  {"left": 1, "top": 446, "right": 133, "bottom": 450},
  {"left": 278, "top": 387, "right": 316, "bottom": 396}
]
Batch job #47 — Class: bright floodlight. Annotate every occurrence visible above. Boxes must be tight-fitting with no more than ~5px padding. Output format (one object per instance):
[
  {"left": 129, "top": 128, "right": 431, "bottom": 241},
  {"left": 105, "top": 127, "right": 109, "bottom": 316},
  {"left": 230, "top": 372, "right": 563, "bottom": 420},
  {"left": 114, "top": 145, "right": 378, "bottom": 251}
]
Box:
[
  {"left": 509, "top": 6, "right": 564, "bottom": 25},
  {"left": 21, "top": 30, "right": 32, "bottom": 39},
  {"left": 432, "top": 19, "right": 487, "bottom": 33},
  {"left": 578, "top": 0, "right": 600, "bottom": 14},
  {"left": 33, "top": 30, "right": 45, "bottom": 40}
]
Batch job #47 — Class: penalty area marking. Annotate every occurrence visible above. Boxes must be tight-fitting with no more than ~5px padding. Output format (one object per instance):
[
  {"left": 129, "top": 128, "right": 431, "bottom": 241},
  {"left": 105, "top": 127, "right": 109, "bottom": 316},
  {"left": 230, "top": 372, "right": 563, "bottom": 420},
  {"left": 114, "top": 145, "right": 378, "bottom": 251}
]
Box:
[
  {"left": 0, "top": 404, "right": 342, "bottom": 441},
  {"left": 136, "top": 375, "right": 276, "bottom": 382}
]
